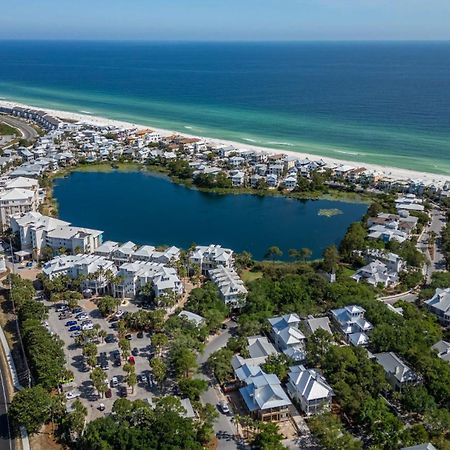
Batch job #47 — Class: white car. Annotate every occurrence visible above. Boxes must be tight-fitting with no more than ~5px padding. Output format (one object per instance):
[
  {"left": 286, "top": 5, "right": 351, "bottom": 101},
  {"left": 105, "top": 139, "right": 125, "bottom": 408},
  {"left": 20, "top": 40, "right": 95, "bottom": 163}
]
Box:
[
  {"left": 115, "top": 310, "right": 125, "bottom": 319},
  {"left": 66, "top": 390, "right": 81, "bottom": 400},
  {"left": 219, "top": 401, "right": 230, "bottom": 414},
  {"left": 56, "top": 305, "right": 69, "bottom": 313},
  {"left": 111, "top": 376, "right": 119, "bottom": 387},
  {"left": 82, "top": 323, "right": 94, "bottom": 331}
]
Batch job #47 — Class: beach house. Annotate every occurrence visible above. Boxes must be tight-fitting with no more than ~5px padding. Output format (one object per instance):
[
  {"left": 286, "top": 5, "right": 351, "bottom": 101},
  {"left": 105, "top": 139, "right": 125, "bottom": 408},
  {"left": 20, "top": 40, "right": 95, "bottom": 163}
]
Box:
[
  {"left": 330, "top": 305, "right": 373, "bottom": 346},
  {"left": 268, "top": 314, "right": 306, "bottom": 362},
  {"left": 286, "top": 365, "right": 334, "bottom": 415},
  {"left": 208, "top": 265, "right": 247, "bottom": 307},
  {"left": 424, "top": 288, "right": 450, "bottom": 326},
  {"left": 373, "top": 352, "right": 420, "bottom": 391},
  {"left": 189, "top": 244, "right": 234, "bottom": 273}
]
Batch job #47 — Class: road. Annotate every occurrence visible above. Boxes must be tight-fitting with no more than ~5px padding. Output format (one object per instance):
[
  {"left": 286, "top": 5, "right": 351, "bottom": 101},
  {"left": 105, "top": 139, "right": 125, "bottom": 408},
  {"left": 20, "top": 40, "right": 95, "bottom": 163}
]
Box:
[
  {"left": 0, "top": 115, "right": 39, "bottom": 141},
  {"left": 0, "top": 342, "right": 15, "bottom": 450},
  {"left": 196, "top": 321, "right": 243, "bottom": 450},
  {"left": 417, "top": 208, "right": 446, "bottom": 283}
]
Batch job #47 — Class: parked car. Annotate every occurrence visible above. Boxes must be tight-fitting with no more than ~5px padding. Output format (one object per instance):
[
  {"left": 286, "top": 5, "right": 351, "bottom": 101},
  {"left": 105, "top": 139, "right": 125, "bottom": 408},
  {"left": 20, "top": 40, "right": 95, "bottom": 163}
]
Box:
[
  {"left": 66, "top": 391, "right": 81, "bottom": 400},
  {"left": 119, "top": 386, "right": 128, "bottom": 397},
  {"left": 128, "top": 356, "right": 135, "bottom": 365},
  {"left": 115, "top": 310, "right": 125, "bottom": 319},
  {"left": 76, "top": 313, "right": 89, "bottom": 320},
  {"left": 105, "top": 388, "right": 112, "bottom": 399},
  {"left": 125, "top": 334, "right": 132, "bottom": 340},
  {"left": 111, "top": 376, "right": 119, "bottom": 387},
  {"left": 66, "top": 320, "right": 77, "bottom": 327},
  {"left": 131, "top": 347, "right": 139, "bottom": 356},
  {"left": 26, "top": 261, "right": 33, "bottom": 268},
  {"left": 82, "top": 323, "right": 94, "bottom": 331},
  {"left": 56, "top": 305, "right": 69, "bottom": 313},
  {"left": 105, "top": 334, "right": 117, "bottom": 343},
  {"left": 70, "top": 331, "right": 81, "bottom": 338},
  {"left": 98, "top": 403, "right": 106, "bottom": 412},
  {"left": 73, "top": 307, "right": 83, "bottom": 314},
  {"left": 68, "top": 325, "right": 81, "bottom": 332},
  {"left": 137, "top": 331, "right": 144, "bottom": 338},
  {"left": 219, "top": 402, "right": 230, "bottom": 414}
]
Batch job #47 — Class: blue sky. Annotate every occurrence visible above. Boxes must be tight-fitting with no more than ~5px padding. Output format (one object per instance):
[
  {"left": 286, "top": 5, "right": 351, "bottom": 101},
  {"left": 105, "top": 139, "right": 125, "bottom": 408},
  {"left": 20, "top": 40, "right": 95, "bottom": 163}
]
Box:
[{"left": 1, "top": 0, "right": 450, "bottom": 40}]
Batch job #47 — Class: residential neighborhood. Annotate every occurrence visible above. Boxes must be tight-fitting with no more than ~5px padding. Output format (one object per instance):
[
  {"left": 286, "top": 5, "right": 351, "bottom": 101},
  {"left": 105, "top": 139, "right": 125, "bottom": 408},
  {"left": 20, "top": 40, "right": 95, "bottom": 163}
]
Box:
[{"left": 0, "top": 106, "right": 449, "bottom": 450}]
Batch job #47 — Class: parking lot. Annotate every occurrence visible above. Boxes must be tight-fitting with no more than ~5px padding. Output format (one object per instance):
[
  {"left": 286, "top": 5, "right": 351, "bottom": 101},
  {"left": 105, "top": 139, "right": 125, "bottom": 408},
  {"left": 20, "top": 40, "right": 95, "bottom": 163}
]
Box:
[{"left": 45, "top": 296, "right": 159, "bottom": 421}]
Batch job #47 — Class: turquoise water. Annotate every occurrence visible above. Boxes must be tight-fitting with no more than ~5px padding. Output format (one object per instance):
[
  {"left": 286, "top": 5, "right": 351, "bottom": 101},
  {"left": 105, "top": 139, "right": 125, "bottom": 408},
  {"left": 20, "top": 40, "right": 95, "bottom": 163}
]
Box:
[
  {"left": 1, "top": 41, "right": 450, "bottom": 174},
  {"left": 53, "top": 171, "right": 368, "bottom": 260}
]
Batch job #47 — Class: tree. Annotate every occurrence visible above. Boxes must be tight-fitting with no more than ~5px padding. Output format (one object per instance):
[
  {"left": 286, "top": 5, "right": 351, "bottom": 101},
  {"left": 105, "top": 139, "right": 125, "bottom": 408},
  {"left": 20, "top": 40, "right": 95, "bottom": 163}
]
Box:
[
  {"left": 150, "top": 356, "right": 167, "bottom": 385},
  {"left": 119, "top": 338, "right": 131, "bottom": 358},
  {"left": 66, "top": 399, "right": 87, "bottom": 437},
  {"left": 300, "top": 247, "right": 312, "bottom": 262},
  {"left": 251, "top": 422, "right": 285, "bottom": 450},
  {"left": 90, "top": 367, "right": 107, "bottom": 398},
  {"left": 152, "top": 333, "right": 168, "bottom": 356},
  {"left": 170, "top": 346, "right": 197, "bottom": 378},
  {"left": 322, "top": 245, "right": 340, "bottom": 274},
  {"left": 400, "top": 386, "right": 436, "bottom": 414},
  {"left": 178, "top": 378, "right": 208, "bottom": 401},
  {"left": 339, "top": 222, "right": 367, "bottom": 260},
  {"left": 9, "top": 386, "right": 53, "bottom": 434},
  {"left": 264, "top": 246, "right": 283, "bottom": 262},
  {"left": 262, "top": 354, "right": 290, "bottom": 382},
  {"left": 306, "top": 329, "right": 334, "bottom": 368},
  {"left": 97, "top": 296, "right": 118, "bottom": 317},
  {"left": 82, "top": 342, "right": 97, "bottom": 367},
  {"left": 207, "top": 348, "right": 234, "bottom": 382},
  {"left": 309, "top": 413, "right": 362, "bottom": 450},
  {"left": 126, "top": 367, "right": 138, "bottom": 394}
]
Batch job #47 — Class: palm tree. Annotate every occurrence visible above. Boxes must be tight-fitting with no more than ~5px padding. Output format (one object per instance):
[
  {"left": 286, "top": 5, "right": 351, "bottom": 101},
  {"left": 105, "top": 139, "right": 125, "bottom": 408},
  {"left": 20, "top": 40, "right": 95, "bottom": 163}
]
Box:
[
  {"left": 265, "top": 246, "right": 283, "bottom": 263},
  {"left": 98, "top": 329, "right": 108, "bottom": 343}
]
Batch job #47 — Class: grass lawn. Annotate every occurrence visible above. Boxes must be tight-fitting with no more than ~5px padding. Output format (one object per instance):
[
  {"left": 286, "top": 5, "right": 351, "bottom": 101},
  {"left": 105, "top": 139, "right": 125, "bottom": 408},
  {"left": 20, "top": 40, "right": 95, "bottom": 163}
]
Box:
[
  {"left": 241, "top": 270, "right": 263, "bottom": 283},
  {"left": 73, "top": 162, "right": 142, "bottom": 172},
  {"left": 0, "top": 122, "right": 19, "bottom": 136}
]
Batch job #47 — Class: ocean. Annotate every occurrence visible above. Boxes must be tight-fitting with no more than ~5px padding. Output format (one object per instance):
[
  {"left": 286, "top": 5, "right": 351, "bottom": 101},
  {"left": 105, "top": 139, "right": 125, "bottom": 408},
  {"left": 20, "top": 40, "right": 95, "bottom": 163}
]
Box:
[{"left": 0, "top": 41, "right": 449, "bottom": 174}]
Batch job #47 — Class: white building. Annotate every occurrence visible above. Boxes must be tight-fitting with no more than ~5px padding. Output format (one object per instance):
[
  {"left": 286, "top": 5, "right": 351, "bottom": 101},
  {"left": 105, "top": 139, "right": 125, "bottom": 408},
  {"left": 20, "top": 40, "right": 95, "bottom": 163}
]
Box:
[
  {"left": 424, "top": 288, "right": 450, "bottom": 326},
  {"left": 46, "top": 225, "right": 103, "bottom": 254},
  {"left": 330, "top": 305, "right": 373, "bottom": 346},
  {"left": 286, "top": 365, "right": 334, "bottom": 415},
  {"left": 113, "top": 261, "right": 182, "bottom": 299},
  {"left": 268, "top": 314, "right": 306, "bottom": 361},
  {"left": 352, "top": 260, "right": 399, "bottom": 287},
  {"left": 0, "top": 188, "right": 38, "bottom": 230},
  {"left": 189, "top": 244, "right": 234, "bottom": 273},
  {"left": 11, "top": 211, "right": 70, "bottom": 254},
  {"left": 208, "top": 265, "right": 247, "bottom": 307}
]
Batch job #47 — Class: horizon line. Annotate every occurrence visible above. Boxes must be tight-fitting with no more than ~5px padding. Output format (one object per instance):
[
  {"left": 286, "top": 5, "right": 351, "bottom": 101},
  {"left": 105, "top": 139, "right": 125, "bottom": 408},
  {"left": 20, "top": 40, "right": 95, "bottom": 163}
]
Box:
[{"left": 1, "top": 38, "right": 450, "bottom": 43}]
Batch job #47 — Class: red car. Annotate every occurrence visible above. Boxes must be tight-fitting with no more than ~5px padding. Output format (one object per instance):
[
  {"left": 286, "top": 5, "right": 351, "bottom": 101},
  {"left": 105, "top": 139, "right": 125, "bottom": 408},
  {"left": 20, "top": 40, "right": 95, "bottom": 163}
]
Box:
[
  {"left": 105, "top": 388, "right": 112, "bottom": 398},
  {"left": 128, "top": 356, "right": 135, "bottom": 365}
]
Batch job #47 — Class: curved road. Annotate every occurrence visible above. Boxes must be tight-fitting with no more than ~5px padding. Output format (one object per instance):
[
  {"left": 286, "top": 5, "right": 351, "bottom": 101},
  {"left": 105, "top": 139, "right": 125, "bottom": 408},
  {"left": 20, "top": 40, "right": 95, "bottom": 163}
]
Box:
[{"left": 0, "top": 115, "right": 39, "bottom": 141}]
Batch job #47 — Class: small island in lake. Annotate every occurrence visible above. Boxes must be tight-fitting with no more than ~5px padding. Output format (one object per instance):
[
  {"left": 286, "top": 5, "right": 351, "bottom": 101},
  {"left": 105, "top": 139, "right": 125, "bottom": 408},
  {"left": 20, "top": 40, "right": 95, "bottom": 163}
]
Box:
[{"left": 318, "top": 208, "right": 344, "bottom": 217}]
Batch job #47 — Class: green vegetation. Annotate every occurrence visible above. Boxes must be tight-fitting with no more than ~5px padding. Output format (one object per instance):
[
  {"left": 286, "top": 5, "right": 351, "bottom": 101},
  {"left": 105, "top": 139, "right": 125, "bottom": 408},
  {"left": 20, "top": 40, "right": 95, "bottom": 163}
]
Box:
[
  {"left": 318, "top": 208, "right": 343, "bottom": 217},
  {"left": 0, "top": 122, "right": 19, "bottom": 136},
  {"left": 9, "top": 275, "right": 67, "bottom": 390},
  {"left": 79, "top": 397, "right": 212, "bottom": 449}
]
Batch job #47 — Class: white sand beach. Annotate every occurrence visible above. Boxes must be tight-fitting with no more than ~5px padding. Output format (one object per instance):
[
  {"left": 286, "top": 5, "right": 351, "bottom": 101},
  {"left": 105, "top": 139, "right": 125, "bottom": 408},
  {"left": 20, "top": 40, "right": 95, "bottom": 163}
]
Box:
[{"left": 2, "top": 99, "right": 449, "bottom": 185}]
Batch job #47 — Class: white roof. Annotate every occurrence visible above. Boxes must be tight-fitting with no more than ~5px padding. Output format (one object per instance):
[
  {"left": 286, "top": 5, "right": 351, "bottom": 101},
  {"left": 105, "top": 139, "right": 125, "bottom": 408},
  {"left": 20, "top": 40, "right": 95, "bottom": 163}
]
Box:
[
  {"left": 288, "top": 365, "right": 333, "bottom": 401},
  {"left": 0, "top": 188, "right": 34, "bottom": 201}
]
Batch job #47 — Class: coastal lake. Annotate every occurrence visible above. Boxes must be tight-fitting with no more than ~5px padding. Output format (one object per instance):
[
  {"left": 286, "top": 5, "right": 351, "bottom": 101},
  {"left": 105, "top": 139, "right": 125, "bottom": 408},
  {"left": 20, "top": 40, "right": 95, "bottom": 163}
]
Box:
[{"left": 53, "top": 171, "right": 368, "bottom": 260}]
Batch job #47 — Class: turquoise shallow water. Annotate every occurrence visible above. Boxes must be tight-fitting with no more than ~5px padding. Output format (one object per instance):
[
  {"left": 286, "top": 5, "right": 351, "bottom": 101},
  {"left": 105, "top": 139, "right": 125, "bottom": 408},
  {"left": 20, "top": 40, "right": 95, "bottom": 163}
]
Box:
[
  {"left": 53, "top": 171, "right": 368, "bottom": 260},
  {"left": 1, "top": 41, "right": 450, "bottom": 175}
]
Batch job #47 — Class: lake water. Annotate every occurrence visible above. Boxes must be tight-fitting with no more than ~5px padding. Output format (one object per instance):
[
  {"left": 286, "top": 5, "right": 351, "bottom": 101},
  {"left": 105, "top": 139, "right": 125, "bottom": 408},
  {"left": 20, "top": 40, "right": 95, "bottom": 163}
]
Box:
[{"left": 53, "top": 171, "right": 367, "bottom": 260}]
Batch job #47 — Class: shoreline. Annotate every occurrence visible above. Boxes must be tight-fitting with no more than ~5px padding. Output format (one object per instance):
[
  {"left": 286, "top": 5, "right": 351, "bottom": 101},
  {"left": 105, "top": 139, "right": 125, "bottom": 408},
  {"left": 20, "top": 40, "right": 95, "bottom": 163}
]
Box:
[{"left": 1, "top": 99, "right": 449, "bottom": 185}]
